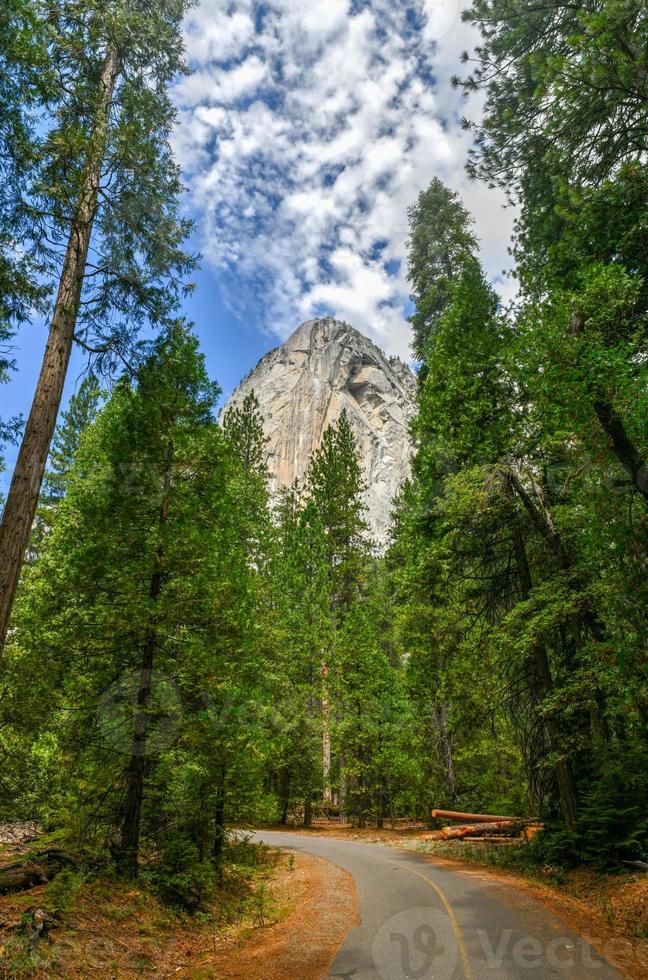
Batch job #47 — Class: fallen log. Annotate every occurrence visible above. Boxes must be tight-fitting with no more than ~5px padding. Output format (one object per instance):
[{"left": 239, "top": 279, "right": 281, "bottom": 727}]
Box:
[
  {"left": 0, "top": 849, "right": 77, "bottom": 895},
  {"left": 441, "top": 821, "right": 517, "bottom": 841},
  {"left": 0, "top": 861, "right": 48, "bottom": 895},
  {"left": 432, "top": 809, "right": 520, "bottom": 824},
  {"left": 464, "top": 836, "right": 521, "bottom": 844}
]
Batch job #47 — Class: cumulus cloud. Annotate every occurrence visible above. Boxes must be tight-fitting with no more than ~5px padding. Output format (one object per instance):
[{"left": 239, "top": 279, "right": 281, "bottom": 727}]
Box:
[{"left": 174, "top": 0, "right": 515, "bottom": 360}]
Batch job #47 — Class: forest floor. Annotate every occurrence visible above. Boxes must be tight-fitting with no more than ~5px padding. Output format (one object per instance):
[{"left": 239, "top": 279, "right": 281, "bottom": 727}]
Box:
[
  {"left": 259, "top": 821, "right": 648, "bottom": 978},
  {"left": 0, "top": 837, "right": 356, "bottom": 979}
]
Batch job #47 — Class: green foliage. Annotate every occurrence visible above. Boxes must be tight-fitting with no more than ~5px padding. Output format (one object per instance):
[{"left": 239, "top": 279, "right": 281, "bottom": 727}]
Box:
[
  {"left": 407, "top": 178, "right": 479, "bottom": 360},
  {"left": 1, "top": 0, "right": 196, "bottom": 384},
  {"left": 146, "top": 834, "right": 216, "bottom": 912},
  {"left": 4, "top": 0, "right": 648, "bottom": 883},
  {"left": 462, "top": 0, "right": 648, "bottom": 293},
  {"left": 43, "top": 869, "right": 84, "bottom": 916},
  {"left": 43, "top": 373, "right": 103, "bottom": 503}
]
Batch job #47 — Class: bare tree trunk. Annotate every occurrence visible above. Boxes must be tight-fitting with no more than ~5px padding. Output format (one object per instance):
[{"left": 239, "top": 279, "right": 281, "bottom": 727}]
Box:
[
  {"left": 386, "top": 773, "right": 396, "bottom": 830},
  {"left": 304, "top": 796, "right": 312, "bottom": 828},
  {"left": 322, "top": 664, "right": 332, "bottom": 804},
  {"left": 436, "top": 702, "right": 457, "bottom": 802},
  {"left": 338, "top": 754, "right": 347, "bottom": 810},
  {"left": 0, "top": 44, "right": 120, "bottom": 655},
  {"left": 377, "top": 780, "right": 384, "bottom": 829},
  {"left": 117, "top": 626, "right": 157, "bottom": 878},
  {"left": 279, "top": 768, "right": 290, "bottom": 826}
]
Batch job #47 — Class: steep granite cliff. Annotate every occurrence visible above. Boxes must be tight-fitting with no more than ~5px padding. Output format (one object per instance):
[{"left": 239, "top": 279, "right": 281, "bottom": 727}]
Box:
[{"left": 225, "top": 318, "right": 417, "bottom": 544}]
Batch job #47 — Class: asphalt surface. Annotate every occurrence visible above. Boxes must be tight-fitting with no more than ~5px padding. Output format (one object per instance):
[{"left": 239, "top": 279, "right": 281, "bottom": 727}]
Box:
[{"left": 252, "top": 831, "right": 625, "bottom": 980}]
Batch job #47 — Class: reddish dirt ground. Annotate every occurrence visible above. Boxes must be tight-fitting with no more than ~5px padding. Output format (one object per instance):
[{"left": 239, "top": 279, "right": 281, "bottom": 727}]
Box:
[
  {"left": 198, "top": 852, "right": 358, "bottom": 980},
  {"left": 0, "top": 850, "right": 357, "bottom": 979}
]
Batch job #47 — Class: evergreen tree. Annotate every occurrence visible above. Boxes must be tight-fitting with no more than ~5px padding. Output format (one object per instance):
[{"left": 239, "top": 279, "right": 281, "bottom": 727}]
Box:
[
  {"left": 269, "top": 482, "right": 335, "bottom": 824},
  {"left": 305, "top": 409, "right": 370, "bottom": 617},
  {"left": 0, "top": 0, "right": 50, "bottom": 355},
  {"left": 0, "top": 0, "right": 196, "bottom": 654},
  {"left": 43, "top": 373, "right": 103, "bottom": 503},
  {"left": 4, "top": 325, "right": 224, "bottom": 876},
  {"left": 390, "top": 180, "right": 594, "bottom": 830},
  {"left": 462, "top": 0, "right": 648, "bottom": 510},
  {"left": 222, "top": 392, "right": 269, "bottom": 478},
  {"left": 407, "top": 178, "right": 479, "bottom": 361}
]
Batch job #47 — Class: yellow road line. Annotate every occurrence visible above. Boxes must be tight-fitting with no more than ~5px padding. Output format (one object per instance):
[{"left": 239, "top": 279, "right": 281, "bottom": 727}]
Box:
[{"left": 375, "top": 854, "right": 473, "bottom": 980}]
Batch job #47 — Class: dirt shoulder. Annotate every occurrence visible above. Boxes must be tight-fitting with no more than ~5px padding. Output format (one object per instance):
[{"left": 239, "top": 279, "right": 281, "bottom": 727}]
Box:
[
  {"left": 0, "top": 850, "right": 357, "bottom": 979},
  {"left": 203, "top": 851, "right": 358, "bottom": 980}
]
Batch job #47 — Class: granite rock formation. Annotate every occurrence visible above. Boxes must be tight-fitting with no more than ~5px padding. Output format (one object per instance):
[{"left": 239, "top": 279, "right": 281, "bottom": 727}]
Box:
[{"left": 225, "top": 318, "right": 417, "bottom": 545}]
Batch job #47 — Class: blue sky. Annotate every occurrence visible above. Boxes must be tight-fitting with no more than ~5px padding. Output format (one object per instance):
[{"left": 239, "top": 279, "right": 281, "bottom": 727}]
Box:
[{"left": 2, "top": 0, "right": 516, "bottom": 495}]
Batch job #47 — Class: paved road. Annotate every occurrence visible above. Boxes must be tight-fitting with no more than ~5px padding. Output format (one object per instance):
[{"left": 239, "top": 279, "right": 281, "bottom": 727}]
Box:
[{"left": 252, "top": 832, "right": 625, "bottom": 980}]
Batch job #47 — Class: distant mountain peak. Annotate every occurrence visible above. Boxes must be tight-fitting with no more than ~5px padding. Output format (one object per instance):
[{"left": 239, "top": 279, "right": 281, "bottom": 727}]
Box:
[{"left": 225, "top": 318, "right": 416, "bottom": 545}]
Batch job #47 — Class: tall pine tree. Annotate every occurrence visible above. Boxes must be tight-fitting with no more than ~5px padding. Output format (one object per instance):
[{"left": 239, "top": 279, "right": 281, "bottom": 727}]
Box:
[{"left": 0, "top": 0, "right": 196, "bottom": 653}]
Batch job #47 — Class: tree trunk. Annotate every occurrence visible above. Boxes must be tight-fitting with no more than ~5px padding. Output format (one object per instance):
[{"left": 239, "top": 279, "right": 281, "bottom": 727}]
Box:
[
  {"left": 377, "top": 780, "right": 384, "bottom": 829},
  {"left": 117, "top": 623, "right": 157, "bottom": 877},
  {"left": 117, "top": 443, "right": 173, "bottom": 877},
  {"left": 386, "top": 773, "right": 397, "bottom": 830},
  {"left": 593, "top": 401, "right": 648, "bottom": 505},
  {"left": 322, "top": 664, "right": 332, "bottom": 803},
  {"left": 304, "top": 796, "right": 312, "bottom": 828},
  {"left": 432, "top": 809, "right": 522, "bottom": 824},
  {"left": 441, "top": 821, "right": 517, "bottom": 841},
  {"left": 0, "top": 44, "right": 120, "bottom": 655},
  {"left": 338, "top": 754, "right": 347, "bottom": 809},
  {"left": 213, "top": 764, "right": 227, "bottom": 864},
  {"left": 436, "top": 702, "right": 457, "bottom": 801},
  {"left": 279, "top": 768, "right": 290, "bottom": 826}
]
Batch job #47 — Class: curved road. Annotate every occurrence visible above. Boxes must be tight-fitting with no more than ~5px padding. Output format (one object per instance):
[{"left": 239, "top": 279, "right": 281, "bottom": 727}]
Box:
[{"left": 252, "top": 831, "right": 624, "bottom": 980}]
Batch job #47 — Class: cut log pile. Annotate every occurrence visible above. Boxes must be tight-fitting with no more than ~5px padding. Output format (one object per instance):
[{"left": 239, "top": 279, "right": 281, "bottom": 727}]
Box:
[{"left": 431, "top": 809, "right": 543, "bottom": 845}]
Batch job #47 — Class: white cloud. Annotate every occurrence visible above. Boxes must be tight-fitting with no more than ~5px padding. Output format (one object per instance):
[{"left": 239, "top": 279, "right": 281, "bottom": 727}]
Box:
[{"left": 174, "top": 0, "right": 515, "bottom": 362}]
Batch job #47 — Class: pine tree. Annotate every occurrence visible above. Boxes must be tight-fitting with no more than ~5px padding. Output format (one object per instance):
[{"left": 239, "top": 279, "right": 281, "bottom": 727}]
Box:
[
  {"left": 407, "top": 178, "right": 479, "bottom": 361},
  {"left": 0, "top": 0, "right": 196, "bottom": 654},
  {"left": 269, "top": 482, "right": 335, "bottom": 823},
  {"left": 305, "top": 409, "right": 370, "bottom": 617},
  {"left": 222, "top": 392, "right": 269, "bottom": 478},
  {"left": 43, "top": 373, "right": 103, "bottom": 503}
]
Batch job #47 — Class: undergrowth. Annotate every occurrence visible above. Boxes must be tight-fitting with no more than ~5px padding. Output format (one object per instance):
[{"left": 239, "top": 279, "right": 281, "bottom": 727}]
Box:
[{"left": 0, "top": 837, "right": 285, "bottom": 978}]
